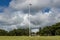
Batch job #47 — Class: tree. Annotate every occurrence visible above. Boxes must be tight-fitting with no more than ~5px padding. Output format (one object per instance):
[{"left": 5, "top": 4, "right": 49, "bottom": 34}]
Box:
[
  {"left": 55, "top": 29, "right": 60, "bottom": 35},
  {"left": 38, "top": 22, "right": 60, "bottom": 36},
  {"left": 0, "top": 29, "right": 8, "bottom": 36},
  {"left": 8, "top": 28, "right": 29, "bottom": 36}
]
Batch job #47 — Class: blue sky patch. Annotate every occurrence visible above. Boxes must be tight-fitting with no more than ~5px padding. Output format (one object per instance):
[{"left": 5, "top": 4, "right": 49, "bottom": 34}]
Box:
[
  {"left": 0, "top": 0, "right": 11, "bottom": 12},
  {"left": 0, "top": 0, "right": 11, "bottom": 7},
  {"left": 42, "top": 8, "right": 50, "bottom": 13}
]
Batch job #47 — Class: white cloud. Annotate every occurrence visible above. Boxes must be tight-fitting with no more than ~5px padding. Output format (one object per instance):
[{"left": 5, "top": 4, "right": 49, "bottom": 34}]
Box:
[
  {"left": 0, "top": 10, "right": 29, "bottom": 31},
  {"left": 29, "top": 8, "right": 60, "bottom": 28},
  {"left": 9, "top": 0, "right": 60, "bottom": 10},
  {"left": 9, "top": 0, "right": 51, "bottom": 10},
  {"left": 0, "top": 0, "right": 60, "bottom": 31}
]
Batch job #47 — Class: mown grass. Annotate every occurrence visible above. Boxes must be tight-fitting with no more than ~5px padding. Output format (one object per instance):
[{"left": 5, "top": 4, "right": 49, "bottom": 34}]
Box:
[
  {"left": 0, "top": 36, "right": 60, "bottom": 40},
  {"left": 29, "top": 36, "right": 60, "bottom": 40}
]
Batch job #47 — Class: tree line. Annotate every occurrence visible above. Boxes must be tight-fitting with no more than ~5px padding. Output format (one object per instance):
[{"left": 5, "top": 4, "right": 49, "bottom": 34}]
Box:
[
  {"left": 0, "top": 28, "right": 29, "bottom": 36},
  {"left": 37, "top": 22, "right": 60, "bottom": 36}
]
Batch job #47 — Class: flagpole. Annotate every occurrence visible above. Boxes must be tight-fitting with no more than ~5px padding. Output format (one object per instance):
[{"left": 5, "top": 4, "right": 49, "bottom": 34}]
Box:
[{"left": 29, "top": 3, "right": 32, "bottom": 36}]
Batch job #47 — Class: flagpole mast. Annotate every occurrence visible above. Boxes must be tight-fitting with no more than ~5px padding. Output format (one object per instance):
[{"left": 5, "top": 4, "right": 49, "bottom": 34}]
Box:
[{"left": 29, "top": 3, "right": 32, "bottom": 36}]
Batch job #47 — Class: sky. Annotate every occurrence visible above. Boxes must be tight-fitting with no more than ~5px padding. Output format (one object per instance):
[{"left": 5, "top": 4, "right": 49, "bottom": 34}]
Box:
[{"left": 0, "top": 0, "right": 60, "bottom": 32}]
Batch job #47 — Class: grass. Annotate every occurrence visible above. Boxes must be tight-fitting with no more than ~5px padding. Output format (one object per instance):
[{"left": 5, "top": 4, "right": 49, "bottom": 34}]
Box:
[{"left": 0, "top": 36, "right": 60, "bottom": 40}]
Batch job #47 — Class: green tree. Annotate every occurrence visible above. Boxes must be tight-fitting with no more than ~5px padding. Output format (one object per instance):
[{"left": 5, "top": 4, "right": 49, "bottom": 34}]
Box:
[
  {"left": 0, "top": 29, "right": 8, "bottom": 36},
  {"left": 55, "top": 29, "right": 60, "bottom": 35}
]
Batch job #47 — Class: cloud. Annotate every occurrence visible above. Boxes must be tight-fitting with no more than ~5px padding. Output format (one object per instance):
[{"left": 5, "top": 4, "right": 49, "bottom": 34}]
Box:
[
  {"left": 0, "top": 0, "right": 60, "bottom": 31},
  {"left": 9, "top": 0, "right": 60, "bottom": 11},
  {"left": 9, "top": 0, "right": 51, "bottom": 11},
  {"left": 29, "top": 8, "right": 60, "bottom": 28},
  {"left": 0, "top": 9, "right": 29, "bottom": 31}
]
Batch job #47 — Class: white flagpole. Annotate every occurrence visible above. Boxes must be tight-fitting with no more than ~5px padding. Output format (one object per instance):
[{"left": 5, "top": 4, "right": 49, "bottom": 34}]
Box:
[{"left": 29, "top": 3, "right": 32, "bottom": 36}]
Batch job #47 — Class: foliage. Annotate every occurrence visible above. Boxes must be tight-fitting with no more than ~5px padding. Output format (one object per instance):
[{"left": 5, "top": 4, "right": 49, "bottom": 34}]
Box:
[
  {"left": 0, "top": 28, "right": 29, "bottom": 36},
  {"left": 38, "top": 22, "right": 60, "bottom": 36}
]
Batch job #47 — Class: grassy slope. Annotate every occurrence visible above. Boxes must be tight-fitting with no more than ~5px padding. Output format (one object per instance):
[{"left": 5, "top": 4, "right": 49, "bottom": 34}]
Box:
[{"left": 0, "top": 36, "right": 60, "bottom": 40}]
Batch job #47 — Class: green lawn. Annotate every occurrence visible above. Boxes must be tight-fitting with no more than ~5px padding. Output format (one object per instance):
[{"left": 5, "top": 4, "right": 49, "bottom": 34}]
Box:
[{"left": 0, "top": 36, "right": 60, "bottom": 40}]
